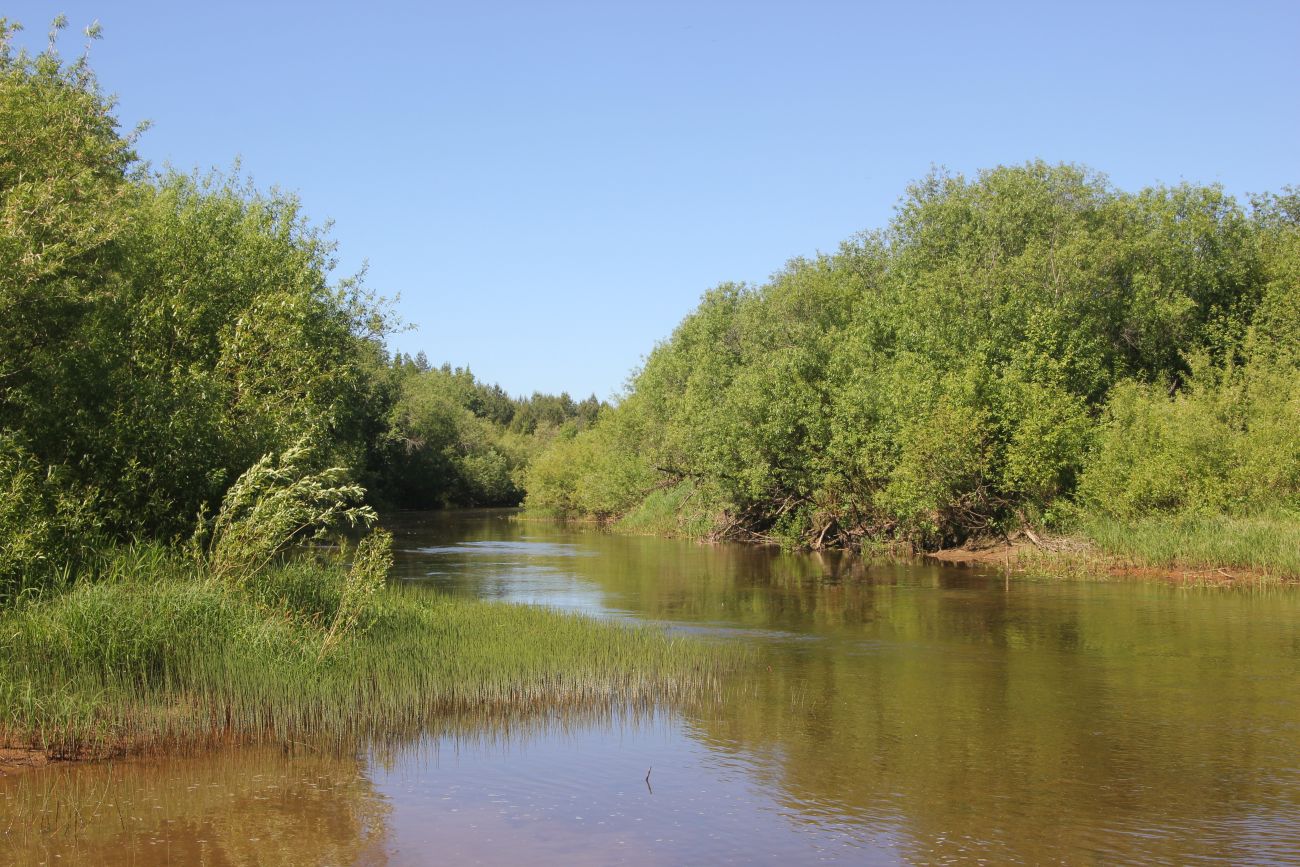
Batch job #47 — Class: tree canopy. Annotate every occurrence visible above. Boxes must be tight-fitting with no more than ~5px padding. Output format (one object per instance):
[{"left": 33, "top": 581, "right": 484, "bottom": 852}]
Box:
[{"left": 526, "top": 163, "right": 1300, "bottom": 549}]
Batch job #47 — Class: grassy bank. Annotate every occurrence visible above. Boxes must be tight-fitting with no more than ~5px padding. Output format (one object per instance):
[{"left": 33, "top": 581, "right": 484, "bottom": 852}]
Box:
[
  {"left": 1077, "top": 510, "right": 1300, "bottom": 581},
  {"left": 527, "top": 498, "right": 1300, "bottom": 584},
  {"left": 926, "top": 509, "right": 1300, "bottom": 584},
  {"left": 614, "top": 482, "right": 717, "bottom": 539},
  {"left": 0, "top": 544, "right": 729, "bottom": 760}
]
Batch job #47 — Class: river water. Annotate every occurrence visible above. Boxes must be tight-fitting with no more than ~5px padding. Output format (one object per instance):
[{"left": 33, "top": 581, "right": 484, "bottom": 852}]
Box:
[{"left": 4, "top": 510, "right": 1298, "bottom": 865}]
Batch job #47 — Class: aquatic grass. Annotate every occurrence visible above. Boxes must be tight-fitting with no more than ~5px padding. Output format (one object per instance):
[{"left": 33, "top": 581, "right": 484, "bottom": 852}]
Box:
[
  {"left": 0, "top": 547, "right": 734, "bottom": 759},
  {"left": 197, "top": 441, "right": 378, "bottom": 589},
  {"left": 1, "top": 452, "right": 738, "bottom": 760}
]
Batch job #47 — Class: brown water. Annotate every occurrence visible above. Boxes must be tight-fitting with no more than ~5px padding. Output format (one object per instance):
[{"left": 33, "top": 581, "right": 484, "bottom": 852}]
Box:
[{"left": 4, "top": 510, "right": 1299, "bottom": 865}]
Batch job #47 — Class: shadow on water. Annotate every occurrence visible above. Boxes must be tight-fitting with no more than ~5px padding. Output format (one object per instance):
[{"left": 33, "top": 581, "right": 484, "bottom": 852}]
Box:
[{"left": 6, "top": 508, "right": 1299, "bottom": 864}]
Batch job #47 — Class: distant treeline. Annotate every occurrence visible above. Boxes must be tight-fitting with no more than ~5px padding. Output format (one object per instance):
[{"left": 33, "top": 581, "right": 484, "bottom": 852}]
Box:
[
  {"left": 0, "top": 23, "right": 598, "bottom": 596},
  {"left": 526, "top": 164, "right": 1300, "bottom": 550},
  {"left": 371, "top": 354, "right": 602, "bottom": 509}
]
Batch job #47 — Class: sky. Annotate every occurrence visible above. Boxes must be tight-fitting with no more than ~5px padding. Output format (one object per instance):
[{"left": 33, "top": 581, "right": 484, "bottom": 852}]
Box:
[{"left": 6, "top": 1, "right": 1299, "bottom": 399}]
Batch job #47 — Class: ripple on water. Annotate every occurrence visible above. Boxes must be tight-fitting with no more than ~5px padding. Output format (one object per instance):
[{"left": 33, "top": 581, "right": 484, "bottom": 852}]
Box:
[{"left": 407, "top": 540, "right": 597, "bottom": 558}]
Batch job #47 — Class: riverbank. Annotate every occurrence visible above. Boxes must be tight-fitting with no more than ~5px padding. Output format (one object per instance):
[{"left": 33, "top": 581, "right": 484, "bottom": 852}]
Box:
[
  {"left": 927, "top": 514, "right": 1300, "bottom": 585},
  {"left": 527, "top": 506, "right": 1300, "bottom": 586},
  {"left": 0, "top": 544, "right": 731, "bottom": 767},
  {"left": 926, "top": 540, "right": 1275, "bottom": 584}
]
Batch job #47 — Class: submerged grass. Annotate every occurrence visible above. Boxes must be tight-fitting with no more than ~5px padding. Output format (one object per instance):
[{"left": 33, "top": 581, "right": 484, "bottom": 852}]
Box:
[{"left": 0, "top": 545, "right": 733, "bottom": 759}]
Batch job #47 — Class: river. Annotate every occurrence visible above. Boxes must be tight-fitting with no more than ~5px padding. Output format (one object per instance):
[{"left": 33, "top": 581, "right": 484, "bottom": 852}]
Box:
[{"left": 4, "top": 509, "right": 1298, "bottom": 864}]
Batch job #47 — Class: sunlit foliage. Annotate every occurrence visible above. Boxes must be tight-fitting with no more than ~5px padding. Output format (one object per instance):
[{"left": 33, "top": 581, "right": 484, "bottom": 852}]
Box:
[
  {"left": 369, "top": 357, "right": 603, "bottom": 508},
  {"left": 527, "top": 164, "right": 1300, "bottom": 550}
]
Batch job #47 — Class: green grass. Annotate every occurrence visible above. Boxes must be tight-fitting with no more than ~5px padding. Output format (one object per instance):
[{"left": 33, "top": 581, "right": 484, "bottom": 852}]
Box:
[
  {"left": 614, "top": 481, "right": 716, "bottom": 539},
  {"left": 1079, "top": 508, "right": 1300, "bottom": 579},
  {"left": 0, "top": 545, "right": 733, "bottom": 759}
]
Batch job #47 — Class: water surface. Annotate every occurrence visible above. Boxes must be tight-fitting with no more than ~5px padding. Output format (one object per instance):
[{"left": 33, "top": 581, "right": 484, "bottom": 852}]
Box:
[{"left": 5, "top": 510, "right": 1298, "bottom": 864}]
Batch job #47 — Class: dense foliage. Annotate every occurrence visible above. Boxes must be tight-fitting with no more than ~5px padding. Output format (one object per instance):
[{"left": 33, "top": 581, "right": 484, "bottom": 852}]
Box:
[
  {"left": 0, "top": 21, "right": 598, "bottom": 600},
  {"left": 0, "top": 20, "right": 389, "bottom": 592},
  {"left": 526, "top": 165, "right": 1300, "bottom": 550}
]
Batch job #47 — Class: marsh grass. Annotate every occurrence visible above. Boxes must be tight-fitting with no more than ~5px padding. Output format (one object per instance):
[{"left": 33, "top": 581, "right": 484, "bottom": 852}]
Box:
[
  {"left": 0, "top": 545, "right": 733, "bottom": 759},
  {"left": 1079, "top": 510, "right": 1300, "bottom": 580}
]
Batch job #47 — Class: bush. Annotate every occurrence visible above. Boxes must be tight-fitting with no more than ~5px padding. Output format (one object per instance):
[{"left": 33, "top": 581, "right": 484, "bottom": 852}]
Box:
[{"left": 1080, "top": 358, "right": 1300, "bottom": 519}]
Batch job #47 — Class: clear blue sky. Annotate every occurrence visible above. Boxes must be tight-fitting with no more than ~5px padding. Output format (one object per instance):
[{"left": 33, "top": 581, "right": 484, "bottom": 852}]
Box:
[{"left": 8, "top": 1, "right": 1299, "bottom": 399}]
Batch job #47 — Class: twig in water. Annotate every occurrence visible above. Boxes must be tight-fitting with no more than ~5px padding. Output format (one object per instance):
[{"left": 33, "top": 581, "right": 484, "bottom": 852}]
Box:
[{"left": 645, "top": 766, "right": 653, "bottom": 794}]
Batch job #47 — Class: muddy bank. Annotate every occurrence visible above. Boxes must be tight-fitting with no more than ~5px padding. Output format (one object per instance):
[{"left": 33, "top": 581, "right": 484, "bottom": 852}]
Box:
[{"left": 0, "top": 748, "right": 51, "bottom": 772}]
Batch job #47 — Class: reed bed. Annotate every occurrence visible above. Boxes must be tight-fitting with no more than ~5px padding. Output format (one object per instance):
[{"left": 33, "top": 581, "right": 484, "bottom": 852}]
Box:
[{"left": 0, "top": 545, "right": 734, "bottom": 759}]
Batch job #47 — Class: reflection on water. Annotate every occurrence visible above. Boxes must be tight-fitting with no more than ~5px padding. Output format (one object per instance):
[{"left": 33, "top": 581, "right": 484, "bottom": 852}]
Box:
[
  {"left": 406, "top": 540, "right": 597, "bottom": 558},
  {"left": 5, "top": 508, "right": 1299, "bottom": 865},
  {"left": 375, "top": 710, "right": 904, "bottom": 866},
  {"left": 1, "top": 748, "right": 389, "bottom": 865}
]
